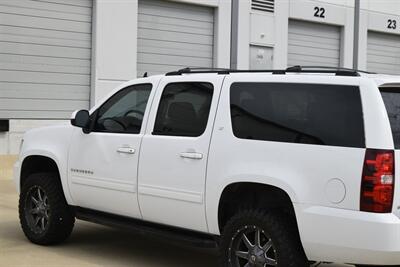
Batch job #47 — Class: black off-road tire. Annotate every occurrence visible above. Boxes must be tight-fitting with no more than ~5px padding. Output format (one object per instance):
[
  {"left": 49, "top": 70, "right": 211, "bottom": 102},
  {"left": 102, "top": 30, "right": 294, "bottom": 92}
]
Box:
[
  {"left": 19, "top": 172, "right": 75, "bottom": 245},
  {"left": 220, "top": 209, "right": 308, "bottom": 267}
]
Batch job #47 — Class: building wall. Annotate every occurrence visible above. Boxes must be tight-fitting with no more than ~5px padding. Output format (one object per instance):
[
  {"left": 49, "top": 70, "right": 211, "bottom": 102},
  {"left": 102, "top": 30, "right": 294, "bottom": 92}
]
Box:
[
  {"left": 2, "top": 0, "right": 400, "bottom": 155},
  {"left": 241, "top": 0, "right": 400, "bottom": 70}
]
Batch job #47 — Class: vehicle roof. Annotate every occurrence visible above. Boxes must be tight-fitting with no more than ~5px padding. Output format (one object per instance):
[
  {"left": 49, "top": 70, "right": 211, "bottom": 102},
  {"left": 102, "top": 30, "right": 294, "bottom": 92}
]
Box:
[{"left": 138, "top": 68, "right": 400, "bottom": 88}]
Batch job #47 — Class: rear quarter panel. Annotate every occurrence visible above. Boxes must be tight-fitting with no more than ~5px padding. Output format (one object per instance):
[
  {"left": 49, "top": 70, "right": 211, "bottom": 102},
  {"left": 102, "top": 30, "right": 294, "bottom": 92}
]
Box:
[{"left": 206, "top": 74, "right": 367, "bottom": 235}]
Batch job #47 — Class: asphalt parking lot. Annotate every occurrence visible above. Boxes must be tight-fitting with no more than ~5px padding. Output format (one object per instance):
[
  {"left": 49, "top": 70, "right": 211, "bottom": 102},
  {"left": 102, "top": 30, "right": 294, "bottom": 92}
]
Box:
[{"left": 0, "top": 158, "right": 351, "bottom": 267}]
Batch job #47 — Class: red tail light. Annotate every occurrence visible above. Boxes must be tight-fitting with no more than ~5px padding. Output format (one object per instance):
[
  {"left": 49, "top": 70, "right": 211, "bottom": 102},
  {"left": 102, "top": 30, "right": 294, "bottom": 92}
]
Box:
[{"left": 360, "top": 149, "right": 395, "bottom": 213}]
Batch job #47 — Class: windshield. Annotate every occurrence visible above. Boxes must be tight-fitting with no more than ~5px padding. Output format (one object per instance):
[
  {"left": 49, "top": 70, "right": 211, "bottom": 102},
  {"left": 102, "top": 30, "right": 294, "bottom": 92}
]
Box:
[{"left": 380, "top": 87, "right": 400, "bottom": 149}]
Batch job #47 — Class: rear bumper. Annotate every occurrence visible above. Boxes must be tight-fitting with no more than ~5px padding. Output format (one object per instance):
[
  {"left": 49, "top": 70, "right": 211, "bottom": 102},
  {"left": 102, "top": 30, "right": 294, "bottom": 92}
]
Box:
[{"left": 295, "top": 203, "right": 400, "bottom": 265}]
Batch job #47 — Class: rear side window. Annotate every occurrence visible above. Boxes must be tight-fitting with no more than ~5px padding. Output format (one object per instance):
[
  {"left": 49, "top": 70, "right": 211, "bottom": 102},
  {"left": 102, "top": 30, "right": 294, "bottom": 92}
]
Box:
[
  {"left": 380, "top": 88, "right": 400, "bottom": 149},
  {"left": 230, "top": 83, "right": 365, "bottom": 148}
]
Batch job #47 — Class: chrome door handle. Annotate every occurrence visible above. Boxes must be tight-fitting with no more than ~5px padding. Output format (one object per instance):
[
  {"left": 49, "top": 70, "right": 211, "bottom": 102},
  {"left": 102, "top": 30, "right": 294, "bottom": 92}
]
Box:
[
  {"left": 117, "top": 147, "right": 135, "bottom": 154},
  {"left": 180, "top": 152, "right": 203, "bottom": 159}
]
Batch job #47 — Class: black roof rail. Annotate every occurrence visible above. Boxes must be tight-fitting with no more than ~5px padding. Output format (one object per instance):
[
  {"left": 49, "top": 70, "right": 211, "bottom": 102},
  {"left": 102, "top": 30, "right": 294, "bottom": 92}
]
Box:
[
  {"left": 291, "top": 65, "right": 375, "bottom": 74},
  {"left": 165, "top": 66, "right": 365, "bottom": 77},
  {"left": 165, "top": 67, "right": 231, "bottom": 76}
]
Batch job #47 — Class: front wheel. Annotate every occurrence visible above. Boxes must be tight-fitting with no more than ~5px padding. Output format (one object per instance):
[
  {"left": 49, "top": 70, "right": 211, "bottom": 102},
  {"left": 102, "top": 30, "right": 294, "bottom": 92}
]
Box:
[
  {"left": 220, "top": 210, "right": 308, "bottom": 267},
  {"left": 19, "top": 172, "right": 75, "bottom": 245}
]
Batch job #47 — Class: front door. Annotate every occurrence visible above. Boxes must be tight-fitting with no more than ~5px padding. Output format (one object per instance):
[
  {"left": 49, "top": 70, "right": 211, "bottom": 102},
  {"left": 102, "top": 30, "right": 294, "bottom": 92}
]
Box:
[
  {"left": 68, "top": 82, "right": 156, "bottom": 218},
  {"left": 138, "top": 75, "right": 224, "bottom": 232}
]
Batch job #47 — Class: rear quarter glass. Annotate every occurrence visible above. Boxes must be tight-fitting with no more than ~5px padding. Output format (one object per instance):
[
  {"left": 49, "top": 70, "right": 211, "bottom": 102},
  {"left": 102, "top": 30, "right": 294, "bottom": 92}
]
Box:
[
  {"left": 230, "top": 82, "right": 365, "bottom": 148},
  {"left": 380, "top": 87, "right": 400, "bottom": 149}
]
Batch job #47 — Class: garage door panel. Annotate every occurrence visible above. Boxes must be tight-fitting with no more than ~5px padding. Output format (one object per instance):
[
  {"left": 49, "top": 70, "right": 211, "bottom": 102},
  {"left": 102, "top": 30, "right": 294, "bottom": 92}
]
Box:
[
  {"left": 368, "top": 31, "right": 400, "bottom": 74},
  {"left": 138, "top": 53, "right": 212, "bottom": 67},
  {"left": 138, "top": 13, "right": 213, "bottom": 31},
  {"left": 368, "top": 63, "right": 399, "bottom": 75},
  {"left": 0, "top": 33, "right": 90, "bottom": 48},
  {"left": 38, "top": 0, "right": 93, "bottom": 8},
  {"left": 0, "top": 110, "right": 73, "bottom": 119},
  {"left": 0, "top": 53, "right": 90, "bottom": 68},
  {"left": 289, "top": 22, "right": 341, "bottom": 40},
  {"left": 368, "top": 43, "right": 400, "bottom": 55},
  {"left": 0, "top": 42, "right": 90, "bottom": 59},
  {"left": 0, "top": 0, "right": 92, "bottom": 16},
  {"left": 0, "top": 4, "right": 91, "bottom": 22},
  {"left": 138, "top": 45, "right": 212, "bottom": 59},
  {"left": 138, "top": 21, "right": 212, "bottom": 36},
  {"left": 143, "top": 0, "right": 214, "bottom": 14},
  {"left": 288, "top": 44, "right": 340, "bottom": 58},
  {"left": 138, "top": 0, "right": 214, "bottom": 76},
  {"left": 288, "top": 54, "right": 340, "bottom": 66},
  {"left": 138, "top": 28, "right": 213, "bottom": 45},
  {"left": 138, "top": 39, "right": 211, "bottom": 53},
  {"left": 0, "top": 61, "right": 90, "bottom": 75},
  {"left": 288, "top": 20, "right": 341, "bottom": 67},
  {"left": 139, "top": 2, "right": 213, "bottom": 23},
  {"left": 288, "top": 33, "right": 340, "bottom": 47},
  {"left": 1, "top": 83, "right": 89, "bottom": 100},
  {"left": 0, "top": 25, "right": 91, "bottom": 42},
  {"left": 0, "top": 98, "right": 88, "bottom": 111},
  {"left": 368, "top": 39, "right": 400, "bottom": 49},
  {"left": 0, "top": 13, "right": 91, "bottom": 33},
  {"left": 0, "top": 70, "right": 90, "bottom": 85},
  {"left": 368, "top": 54, "right": 400, "bottom": 65}
]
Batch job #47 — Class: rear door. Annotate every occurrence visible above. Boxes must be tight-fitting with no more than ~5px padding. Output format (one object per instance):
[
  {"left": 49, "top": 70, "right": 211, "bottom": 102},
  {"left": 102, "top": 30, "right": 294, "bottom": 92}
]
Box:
[{"left": 138, "top": 74, "right": 224, "bottom": 232}]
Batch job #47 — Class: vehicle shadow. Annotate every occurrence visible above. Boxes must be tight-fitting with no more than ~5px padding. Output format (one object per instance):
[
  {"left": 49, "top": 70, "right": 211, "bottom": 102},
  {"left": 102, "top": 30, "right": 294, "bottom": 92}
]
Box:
[{"left": 61, "top": 221, "right": 220, "bottom": 267}]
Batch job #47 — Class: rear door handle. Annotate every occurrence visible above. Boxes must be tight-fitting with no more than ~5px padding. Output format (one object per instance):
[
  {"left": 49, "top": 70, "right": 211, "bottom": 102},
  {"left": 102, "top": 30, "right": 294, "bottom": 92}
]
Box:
[
  {"left": 180, "top": 152, "right": 203, "bottom": 159},
  {"left": 117, "top": 147, "right": 135, "bottom": 154}
]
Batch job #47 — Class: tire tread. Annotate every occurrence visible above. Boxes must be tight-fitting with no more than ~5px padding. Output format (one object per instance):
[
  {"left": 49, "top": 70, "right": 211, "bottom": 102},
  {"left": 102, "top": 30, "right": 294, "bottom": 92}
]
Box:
[{"left": 19, "top": 172, "right": 75, "bottom": 245}]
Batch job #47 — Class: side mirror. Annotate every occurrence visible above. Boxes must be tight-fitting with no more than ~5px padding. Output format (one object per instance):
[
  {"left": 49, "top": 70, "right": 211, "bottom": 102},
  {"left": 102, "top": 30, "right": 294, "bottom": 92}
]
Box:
[{"left": 71, "top": 110, "right": 90, "bottom": 133}]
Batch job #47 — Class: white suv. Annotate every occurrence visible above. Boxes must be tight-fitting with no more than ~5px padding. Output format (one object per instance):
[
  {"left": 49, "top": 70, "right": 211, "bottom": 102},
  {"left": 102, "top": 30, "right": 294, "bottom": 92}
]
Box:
[{"left": 14, "top": 67, "right": 400, "bottom": 266}]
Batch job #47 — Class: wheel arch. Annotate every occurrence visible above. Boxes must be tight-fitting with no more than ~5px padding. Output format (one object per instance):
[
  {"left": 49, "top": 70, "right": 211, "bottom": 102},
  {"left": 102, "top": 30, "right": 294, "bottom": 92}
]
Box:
[
  {"left": 217, "top": 182, "right": 298, "bottom": 233},
  {"left": 19, "top": 152, "right": 72, "bottom": 205}
]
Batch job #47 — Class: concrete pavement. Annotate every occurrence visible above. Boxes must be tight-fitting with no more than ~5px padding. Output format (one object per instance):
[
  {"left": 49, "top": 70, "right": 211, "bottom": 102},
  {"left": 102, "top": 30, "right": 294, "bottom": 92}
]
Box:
[{"left": 0, "top": 156, "right": 350, "bottom": 267}]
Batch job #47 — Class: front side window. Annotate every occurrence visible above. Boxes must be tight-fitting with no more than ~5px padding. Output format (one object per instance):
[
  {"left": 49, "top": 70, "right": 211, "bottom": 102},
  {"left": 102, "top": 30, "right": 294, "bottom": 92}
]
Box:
[
  {"left": 153, "top": 82, "right": 214, "bottom": 137},
  {"left": 230, "top": 82, "right": 365, "bottom": 148},
  {"left": 93, "top": 84, "right": 152, "bottom": 134}
]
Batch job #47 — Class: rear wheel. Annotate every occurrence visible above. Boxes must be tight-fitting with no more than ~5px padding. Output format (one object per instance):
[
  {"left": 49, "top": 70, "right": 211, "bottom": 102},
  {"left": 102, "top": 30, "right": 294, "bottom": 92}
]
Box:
[
  {"left": 220, "top": 209, "right": 308, "bottom": 267},
  {"left": 19, "top": 172, "right": 75, "bottom": 245}
]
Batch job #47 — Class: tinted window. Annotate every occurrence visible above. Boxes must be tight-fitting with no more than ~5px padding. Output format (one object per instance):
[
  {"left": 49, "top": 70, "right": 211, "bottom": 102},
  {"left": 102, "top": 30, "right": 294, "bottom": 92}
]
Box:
[
  {"left": 380, "top": 88, "right": 400, "bottom": 149},
  {"left": 230, "top": 83, "right": 365, "bottom": 148},
  {"left": 153, "top": 82, "right": 213, "bottom": 137},
  {"left": 93, "top": 84, "right": 152, "bottom": 134}
]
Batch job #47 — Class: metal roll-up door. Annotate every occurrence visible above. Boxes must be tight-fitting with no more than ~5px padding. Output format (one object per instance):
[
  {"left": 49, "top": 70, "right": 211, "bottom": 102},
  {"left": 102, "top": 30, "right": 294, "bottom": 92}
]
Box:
[
  {"left": 137, "top": 0, "right": 214, "bottom": 76},
  {"left": 288, "top": 20, "right": 341, "bottom": 67},
  {"left": 0, "top": 0, "right": 92, "bottom": 119},
  {"left": 367, "top": 31, "right": 400, "bottom": 75}
]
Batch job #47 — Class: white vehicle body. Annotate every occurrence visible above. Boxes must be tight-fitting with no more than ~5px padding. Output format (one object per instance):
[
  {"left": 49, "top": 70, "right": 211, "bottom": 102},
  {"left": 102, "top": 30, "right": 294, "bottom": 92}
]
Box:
[{"left": 14, "top": 70, "right": 400, "bottom": 265}]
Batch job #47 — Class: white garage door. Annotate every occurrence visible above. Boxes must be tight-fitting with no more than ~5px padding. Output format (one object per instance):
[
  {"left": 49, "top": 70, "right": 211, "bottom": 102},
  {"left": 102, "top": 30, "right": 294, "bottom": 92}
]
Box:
[
  {"left": 367, "top": 31, "right": 400, "bottom": 75},
  {"left": 137, "top": 0, "right": 214, "bottom": 76},
  {"left": 288, "top": 20, "right": 341, "bottom": 67},
  {"left": 0, "top": 0, "right": 92, "bottom": 119}
]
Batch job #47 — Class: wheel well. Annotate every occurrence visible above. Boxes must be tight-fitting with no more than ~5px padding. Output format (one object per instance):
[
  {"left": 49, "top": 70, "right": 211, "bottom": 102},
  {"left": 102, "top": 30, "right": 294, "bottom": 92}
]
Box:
[
  {"left": 20, "top": 156, "right": 59, "bottom": 188},
  {"left": 218, "top": 182, "right": 297, "bottom": 232}
]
